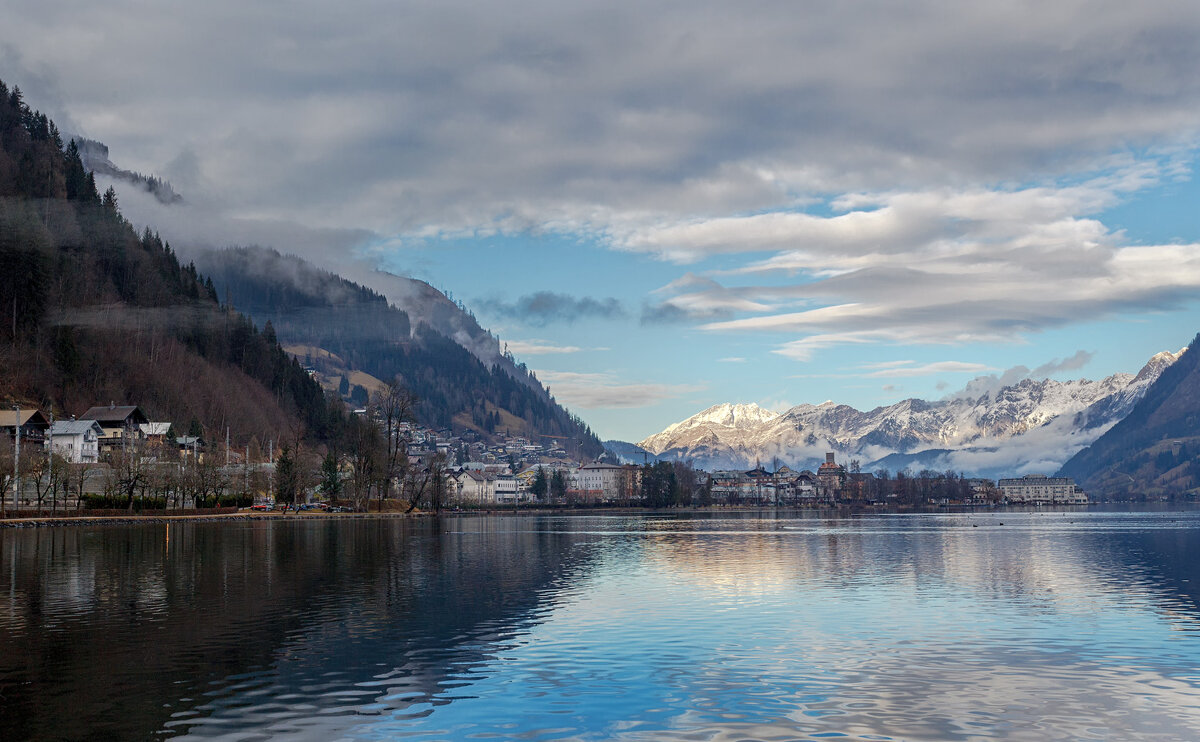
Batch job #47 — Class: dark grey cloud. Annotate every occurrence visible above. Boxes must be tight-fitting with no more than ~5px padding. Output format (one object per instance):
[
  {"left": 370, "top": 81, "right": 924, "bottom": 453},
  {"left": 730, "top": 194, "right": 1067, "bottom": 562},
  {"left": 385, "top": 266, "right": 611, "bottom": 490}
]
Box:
[
  {"left": 8, "top": 0, "right": 1200, "bottom": 365},
  {"left": 478, "top": 292, "right": 625, "bottom": 326},
  {"left": 640, "top": 301, "right": 715, "bottom": 325},
  {"left": 6, "top": 1, "right": 1200, "bottom": 241}
]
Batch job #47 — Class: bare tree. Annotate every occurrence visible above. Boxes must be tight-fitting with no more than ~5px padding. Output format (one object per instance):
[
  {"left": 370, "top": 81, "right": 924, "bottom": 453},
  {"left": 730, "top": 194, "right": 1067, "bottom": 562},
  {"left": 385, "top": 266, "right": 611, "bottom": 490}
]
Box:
[
  {"left": 347, "top": 415, "right": 382, "bottom": 511},
  {"left": 28, "top": 451, "right": 69, "bottom": 514},
  {"left": 69, "top": 460, "right": 99, "bottom": 510},
  {"left": 373, "top": 379, "right": 417, "bottom": 510}
]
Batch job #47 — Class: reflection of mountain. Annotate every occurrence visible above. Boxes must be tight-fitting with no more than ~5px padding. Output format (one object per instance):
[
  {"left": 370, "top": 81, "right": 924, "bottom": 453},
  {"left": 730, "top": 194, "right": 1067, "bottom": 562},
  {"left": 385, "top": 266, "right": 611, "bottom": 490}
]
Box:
[
  {"left": 631, "top": 511, "right": 1200, "bottom": 629},
  {"left": 0, "top": 518, "right": 599, "bottom": 740}
]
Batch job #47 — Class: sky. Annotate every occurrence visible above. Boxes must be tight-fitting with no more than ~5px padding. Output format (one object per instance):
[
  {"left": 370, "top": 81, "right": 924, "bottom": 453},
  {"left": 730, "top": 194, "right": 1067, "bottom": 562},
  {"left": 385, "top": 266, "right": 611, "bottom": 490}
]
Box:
[{"left": 5, "top": 1, "right": 1200, "bottom": 442}]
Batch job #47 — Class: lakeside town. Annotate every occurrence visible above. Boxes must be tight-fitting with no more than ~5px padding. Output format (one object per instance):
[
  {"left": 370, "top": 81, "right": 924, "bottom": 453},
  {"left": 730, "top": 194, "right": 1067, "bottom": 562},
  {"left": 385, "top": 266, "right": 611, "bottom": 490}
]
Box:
[{"left": 1, "top": 400, "right": 1088, "bottom": 517}]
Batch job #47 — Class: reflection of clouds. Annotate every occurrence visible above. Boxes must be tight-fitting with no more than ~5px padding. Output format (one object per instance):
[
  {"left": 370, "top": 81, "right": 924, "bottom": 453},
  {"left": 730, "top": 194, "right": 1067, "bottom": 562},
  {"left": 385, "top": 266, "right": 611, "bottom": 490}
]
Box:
[
  {"left": 473, "top": 513, "right": 1200, "bottom": 742},
  {"left": 630, "top": 514, "right": 1200, "bottom": 632},
  {"left": 614, "top": 649, "right": 1200, "bottom": 741}
]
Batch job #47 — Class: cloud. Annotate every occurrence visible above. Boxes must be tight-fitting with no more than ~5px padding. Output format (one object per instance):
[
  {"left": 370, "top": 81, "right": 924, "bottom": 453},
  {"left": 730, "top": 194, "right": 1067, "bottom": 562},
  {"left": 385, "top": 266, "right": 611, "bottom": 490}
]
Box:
[
  {"left": 858, "top": 361, "right": 997, "bottom": 379},
  {"left": 718, "top": 357, "right": 746, "bottom": 363},
  {"left": 9, "top": 0, "right": 1200, "bottom": 367},
  {"left": 944, "top": 349, "right": 1093, "bottom": 402},
  {"left": 641, "top": 272, "right": 775, "bottom": 324},
  {"left": 478, "top": 292, "right": 625, "bottom": 326},
  {"left": 688, "top": 176, "right": 1200, "bottom": 359},
  {"left": 536, "top": 370, "right": 703, "bottom": 409},
  {"left": 504, "top": 339, "right": 586, "bottom": 355},
  {"left": 1031, "top": 349, "right": 1094, "bottom": 377},
  {"left": 11, "top": 2, "right": 1200, "bottom": 245}
]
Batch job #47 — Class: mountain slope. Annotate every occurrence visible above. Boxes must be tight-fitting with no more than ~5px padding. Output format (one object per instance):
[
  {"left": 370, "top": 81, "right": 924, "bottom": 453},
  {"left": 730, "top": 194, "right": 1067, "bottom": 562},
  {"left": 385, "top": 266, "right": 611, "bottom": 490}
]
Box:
[
  {"left": 639, "top": 351, "right": 1182, "bottom": 475},
  {"left": 194, "top": 246, "right": 604, "bottom": 456},
  {"left": 1058, "top": 334, "right": 1199, "bottom": 499}
]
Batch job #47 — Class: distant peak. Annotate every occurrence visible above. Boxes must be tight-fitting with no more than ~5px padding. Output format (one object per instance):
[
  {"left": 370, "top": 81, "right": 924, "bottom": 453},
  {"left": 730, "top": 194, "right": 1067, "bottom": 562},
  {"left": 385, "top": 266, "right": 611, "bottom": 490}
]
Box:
[{"left": 1134, "top": 347, "right": 1186, "bottom": 383}]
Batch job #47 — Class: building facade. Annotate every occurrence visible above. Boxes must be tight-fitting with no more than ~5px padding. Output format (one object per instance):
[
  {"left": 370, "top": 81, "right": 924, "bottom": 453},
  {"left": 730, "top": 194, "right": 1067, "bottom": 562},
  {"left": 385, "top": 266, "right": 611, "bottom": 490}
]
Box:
[{"left": 997, "top": 474, "right": 1087, "bottom": 504}]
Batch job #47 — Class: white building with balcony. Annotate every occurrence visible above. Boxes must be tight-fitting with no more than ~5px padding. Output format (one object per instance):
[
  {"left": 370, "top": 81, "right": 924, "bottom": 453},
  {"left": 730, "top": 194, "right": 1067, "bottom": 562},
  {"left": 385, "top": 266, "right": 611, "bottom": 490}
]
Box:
[
  {"left": 998, "top": 474, "right": 1087, "bottom": 504},
  {"left": 46, "top": 420, "right": 104, "bottom": 463}
]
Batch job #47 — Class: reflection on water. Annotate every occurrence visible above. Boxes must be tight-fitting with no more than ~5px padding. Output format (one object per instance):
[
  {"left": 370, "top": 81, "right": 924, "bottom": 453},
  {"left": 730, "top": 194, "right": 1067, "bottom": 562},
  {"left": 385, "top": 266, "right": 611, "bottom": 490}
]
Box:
[{"left": 2, "top": 510, "right": 1200, "bottom": 740}]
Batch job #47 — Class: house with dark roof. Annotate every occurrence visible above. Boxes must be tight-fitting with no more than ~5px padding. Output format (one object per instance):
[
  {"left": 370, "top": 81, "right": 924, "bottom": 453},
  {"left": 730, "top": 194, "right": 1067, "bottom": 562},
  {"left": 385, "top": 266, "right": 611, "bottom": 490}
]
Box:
[
  {"left": 78, "top": 404, "right": 149, "bottom": 451},
  {"left": 0, "top": 408, "right": 50, "bottom": 443}
]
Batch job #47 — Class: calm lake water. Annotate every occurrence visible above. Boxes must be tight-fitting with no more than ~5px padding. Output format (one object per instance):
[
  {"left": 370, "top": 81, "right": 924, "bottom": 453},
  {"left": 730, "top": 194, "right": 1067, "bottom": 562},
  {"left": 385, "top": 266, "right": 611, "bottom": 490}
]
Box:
[{"left": 3, "top": 510, "right": 1200, "bottom": 741}]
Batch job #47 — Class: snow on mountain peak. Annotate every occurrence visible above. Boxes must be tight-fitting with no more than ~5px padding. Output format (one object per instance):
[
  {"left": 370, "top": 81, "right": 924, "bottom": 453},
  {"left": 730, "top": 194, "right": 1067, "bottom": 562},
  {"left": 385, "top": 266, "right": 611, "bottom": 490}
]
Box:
[
  {"left": 638, "top": 403, "right": 778, "bottom": 452},
  {"left": 635, "top": 347, "right": 1184, "bottom": 473}
]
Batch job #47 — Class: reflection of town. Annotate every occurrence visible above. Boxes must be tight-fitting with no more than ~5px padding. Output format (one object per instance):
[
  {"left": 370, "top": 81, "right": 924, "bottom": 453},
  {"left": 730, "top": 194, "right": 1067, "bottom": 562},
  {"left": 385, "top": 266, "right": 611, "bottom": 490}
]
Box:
[{"left": 0, "top": 517, "right": 600, "bottom": 740}]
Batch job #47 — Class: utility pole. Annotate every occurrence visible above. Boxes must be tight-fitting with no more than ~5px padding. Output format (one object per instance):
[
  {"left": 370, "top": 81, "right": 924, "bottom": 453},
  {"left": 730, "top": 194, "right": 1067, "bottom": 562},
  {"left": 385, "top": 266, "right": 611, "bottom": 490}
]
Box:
[
  {"left": 13, "top": 405, "right": 20, "bottom": 512},
  {"left": 47, "top": 410, "right": 54, "bottom": 511}
]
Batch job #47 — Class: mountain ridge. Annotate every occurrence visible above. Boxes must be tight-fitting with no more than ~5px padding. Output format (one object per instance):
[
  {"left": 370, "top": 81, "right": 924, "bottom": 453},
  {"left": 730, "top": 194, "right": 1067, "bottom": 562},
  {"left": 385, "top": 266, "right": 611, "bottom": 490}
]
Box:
[
  {"left": 1058, "top": 333, "right": 1200, "bottom": 499},
  {"left": 637, "top": 350, "right": 1184, "bottom": 476},
  {"left": 194, "top": 246, "right": 604, "bottom": 456}
]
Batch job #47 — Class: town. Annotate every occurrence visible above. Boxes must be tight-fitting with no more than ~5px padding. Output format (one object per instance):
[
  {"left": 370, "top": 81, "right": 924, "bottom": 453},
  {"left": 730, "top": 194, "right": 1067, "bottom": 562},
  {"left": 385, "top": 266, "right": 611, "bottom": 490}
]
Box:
[{"left": 0, "top": 401, "right": 1088, "bottom": 516}]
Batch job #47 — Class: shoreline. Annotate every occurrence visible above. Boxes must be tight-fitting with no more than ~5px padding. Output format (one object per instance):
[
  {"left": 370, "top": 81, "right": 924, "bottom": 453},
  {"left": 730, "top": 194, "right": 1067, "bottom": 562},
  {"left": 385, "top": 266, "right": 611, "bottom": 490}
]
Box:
[{"left": 0, "top": 502, "right": 1118, "bottom": 528}]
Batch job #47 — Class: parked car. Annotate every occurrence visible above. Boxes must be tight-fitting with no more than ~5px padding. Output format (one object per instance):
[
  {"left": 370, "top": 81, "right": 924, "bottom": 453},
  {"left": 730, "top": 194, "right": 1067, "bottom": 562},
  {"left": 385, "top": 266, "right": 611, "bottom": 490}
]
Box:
[{"left": 251, "top": 504, "right": 270, "bottom": 512}]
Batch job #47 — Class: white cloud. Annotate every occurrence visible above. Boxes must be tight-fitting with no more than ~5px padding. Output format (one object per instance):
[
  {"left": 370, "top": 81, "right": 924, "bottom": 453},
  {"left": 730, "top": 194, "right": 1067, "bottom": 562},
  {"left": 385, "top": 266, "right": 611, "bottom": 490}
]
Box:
[
  {"left": 536, "top": 370, "right": 704, "bottom": 409},
  {"left": 505, "top": 340, "right": 585, "bottom": 356},
  {"left": 858, "top": 361, "right": 997, "bottom": 379}
]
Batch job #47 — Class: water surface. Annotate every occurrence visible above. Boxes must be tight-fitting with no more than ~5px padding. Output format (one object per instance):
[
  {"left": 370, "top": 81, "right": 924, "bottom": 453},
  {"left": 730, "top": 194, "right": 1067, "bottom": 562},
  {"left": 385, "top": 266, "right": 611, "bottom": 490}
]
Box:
[{"left": 3, "top": 510, "right": 1200, "bottom": 740}]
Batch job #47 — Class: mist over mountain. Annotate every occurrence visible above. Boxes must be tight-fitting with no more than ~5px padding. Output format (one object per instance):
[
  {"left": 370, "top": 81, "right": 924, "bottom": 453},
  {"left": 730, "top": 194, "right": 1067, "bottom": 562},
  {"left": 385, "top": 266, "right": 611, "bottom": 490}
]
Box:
[
  {"left": 0, "top": 79, "right": 339, "bottom": 444},
  {"left": 637, "top": 350, "right": 1184, "bottom": 477},
  {"left": 76, "top": 138, "right": 182, "bottom": 205},
  {"left": 194, "top": 246, "right": 603, "bottom": 456}
]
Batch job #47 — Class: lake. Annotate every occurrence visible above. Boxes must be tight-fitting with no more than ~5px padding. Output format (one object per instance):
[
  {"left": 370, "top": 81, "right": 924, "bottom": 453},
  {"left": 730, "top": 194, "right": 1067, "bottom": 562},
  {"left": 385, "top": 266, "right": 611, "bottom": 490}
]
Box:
[{"left": 3, "top": 509, "right": 1200, "bottom": 740}]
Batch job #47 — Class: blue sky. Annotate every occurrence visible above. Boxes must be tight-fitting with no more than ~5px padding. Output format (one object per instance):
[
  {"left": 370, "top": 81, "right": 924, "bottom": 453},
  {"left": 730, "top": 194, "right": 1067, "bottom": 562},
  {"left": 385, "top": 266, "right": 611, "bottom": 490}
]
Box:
[{"left": 6, "top": 1, "right": 1200, "bottom": 441}]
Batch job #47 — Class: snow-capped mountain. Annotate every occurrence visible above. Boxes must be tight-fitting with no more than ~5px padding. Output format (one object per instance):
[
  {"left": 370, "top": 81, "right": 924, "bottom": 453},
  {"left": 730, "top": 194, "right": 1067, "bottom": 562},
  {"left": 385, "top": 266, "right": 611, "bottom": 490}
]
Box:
[
  {"left": 637, "top": 349, "right": 1186, "bottom": 477},
  {"left": 638, "top": 402, "right": 780, "bottom": 455}
]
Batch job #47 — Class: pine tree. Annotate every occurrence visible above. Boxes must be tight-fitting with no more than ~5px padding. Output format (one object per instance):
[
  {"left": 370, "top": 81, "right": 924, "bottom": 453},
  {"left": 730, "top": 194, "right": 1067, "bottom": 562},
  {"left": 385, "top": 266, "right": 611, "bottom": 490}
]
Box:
[{"left": 320, "top": 452, "right": 342, "bottom": 500}]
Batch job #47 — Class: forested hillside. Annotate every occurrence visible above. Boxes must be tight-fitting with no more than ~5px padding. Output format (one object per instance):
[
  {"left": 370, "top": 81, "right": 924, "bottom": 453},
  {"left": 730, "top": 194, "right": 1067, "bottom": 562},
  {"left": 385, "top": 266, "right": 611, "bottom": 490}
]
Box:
[
  {"left": 1058, "top": 332, "right": 1199, "bottom": 500},
  {"left": 0, "top": 79, "right": 343, "bottom": 446},
  {"left": 197, "top": 247, "right": 604, "bottom": 456}
]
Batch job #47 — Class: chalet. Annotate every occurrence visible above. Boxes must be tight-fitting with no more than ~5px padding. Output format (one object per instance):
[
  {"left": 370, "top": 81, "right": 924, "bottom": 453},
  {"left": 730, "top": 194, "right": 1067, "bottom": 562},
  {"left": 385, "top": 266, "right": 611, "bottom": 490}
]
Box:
[
  {"left": 0, "top": 408, "right": 50, "bottom": 444},
  {"left": 139, "top": 422, "right": 174, "bottom": 445},
  {"left": 79, "top": 404, "right": 149, "bottom": 451},
  {"left": 46, "top": 420, "right": 104, "bottom": 463}
]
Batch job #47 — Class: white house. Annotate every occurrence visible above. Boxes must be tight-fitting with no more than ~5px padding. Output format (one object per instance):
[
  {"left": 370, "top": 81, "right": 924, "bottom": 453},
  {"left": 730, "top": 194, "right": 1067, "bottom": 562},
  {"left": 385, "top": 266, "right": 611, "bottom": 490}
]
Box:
[
  {"left": 574, "top": 463, "right": 638, "bottom": 502},
  {"left": 454, "top": 470, "right": 524, "bottom": 505},
  {"left": 46, "top": 420, "right": 103, "bottom": 463}
]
